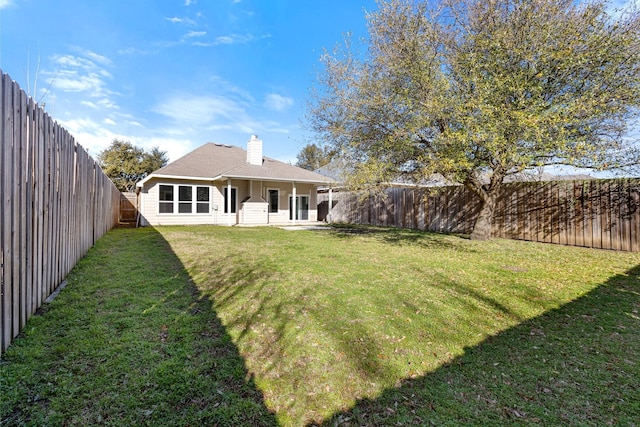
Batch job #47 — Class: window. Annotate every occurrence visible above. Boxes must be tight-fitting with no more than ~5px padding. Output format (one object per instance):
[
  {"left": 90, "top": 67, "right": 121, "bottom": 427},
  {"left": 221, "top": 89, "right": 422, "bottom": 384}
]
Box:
[
  {"left": 197, "top": 187, "right": 210, "bottom": 213},
  {"left": 223, "top": 187, "right": 237, "bottom": 213},
  {"left": 159, "top": 185, "right": 174, "bottom": 213},
  {"left": 268, "top": 189, "right": 278, "bottom": 213},
  {"left": 158, "top": 184, "right": 210, "bottom": 214},
  {"left": 178, "top": 186, "right": 192, "bottom": 213}
]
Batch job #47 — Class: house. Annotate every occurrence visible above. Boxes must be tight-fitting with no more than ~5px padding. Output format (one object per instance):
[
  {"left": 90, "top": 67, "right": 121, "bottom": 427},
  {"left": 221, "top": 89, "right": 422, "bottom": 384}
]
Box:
[{"left": 136, "top": 135, "right": 334, "bottom": 226}]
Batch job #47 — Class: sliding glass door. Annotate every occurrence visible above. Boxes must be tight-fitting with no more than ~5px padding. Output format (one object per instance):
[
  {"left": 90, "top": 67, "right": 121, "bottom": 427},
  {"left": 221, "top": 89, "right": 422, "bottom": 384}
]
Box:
[{"left": 289, "top": 195, "right": 309, "bottom": 220}]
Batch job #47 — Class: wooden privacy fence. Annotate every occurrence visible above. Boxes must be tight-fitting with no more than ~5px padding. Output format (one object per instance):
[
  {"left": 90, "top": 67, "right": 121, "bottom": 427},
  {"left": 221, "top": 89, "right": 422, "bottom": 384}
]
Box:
[
  {"left": 319, "top": 178, "right": 640, "bottom": 252},
  {"left": 1, "top": 71, "right": 121, "bottom": 353}
]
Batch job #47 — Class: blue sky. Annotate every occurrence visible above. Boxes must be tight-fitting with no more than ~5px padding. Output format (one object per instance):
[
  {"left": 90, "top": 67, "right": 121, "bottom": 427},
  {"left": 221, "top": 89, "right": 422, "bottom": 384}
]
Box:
[
  {"left": 0, "top": 0, "right": 634, "bottom": 170},
  {"left": 0, "top": 0, "right": 379, "bottom": 162}
]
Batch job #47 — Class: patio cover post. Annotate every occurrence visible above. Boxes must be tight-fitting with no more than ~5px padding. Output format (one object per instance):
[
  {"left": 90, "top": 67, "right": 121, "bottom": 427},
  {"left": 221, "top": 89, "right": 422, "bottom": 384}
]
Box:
[
  {"left": 227, "top": 179, "right": 232, "bottom": 226},
  {"left": 292, "top": 182, "right": 297, "bottom": 225},
  {"left": 328, "top": 187, "right": 333, "bottom": 224}
]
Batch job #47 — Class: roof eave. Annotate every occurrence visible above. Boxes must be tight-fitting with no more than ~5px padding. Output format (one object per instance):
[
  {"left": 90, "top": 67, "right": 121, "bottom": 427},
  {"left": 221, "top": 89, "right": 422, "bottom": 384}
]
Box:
[
  {"left": 219, "top": 173, "right": 335, "bottom": 185},
  {"left": 137, "top": 173, "right": 222, "bottom": 187}
]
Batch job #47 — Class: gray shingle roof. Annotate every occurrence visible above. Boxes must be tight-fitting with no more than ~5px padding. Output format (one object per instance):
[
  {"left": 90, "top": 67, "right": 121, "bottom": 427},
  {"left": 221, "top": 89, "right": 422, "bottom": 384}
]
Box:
[{"left": 145, "top": 142, "right": 334, "bottom": 184}]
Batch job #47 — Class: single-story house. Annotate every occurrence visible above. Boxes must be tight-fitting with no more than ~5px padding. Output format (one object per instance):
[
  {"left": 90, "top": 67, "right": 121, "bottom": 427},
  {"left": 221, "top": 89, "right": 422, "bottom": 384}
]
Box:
[{"left": 136, "top": 135, "right": 335, "bottom": 226}]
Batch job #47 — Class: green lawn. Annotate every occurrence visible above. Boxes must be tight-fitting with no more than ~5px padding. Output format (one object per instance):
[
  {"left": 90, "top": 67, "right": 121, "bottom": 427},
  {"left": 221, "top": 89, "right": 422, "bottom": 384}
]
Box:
[{"left": 2, "top": 225, "right": 639, "bottom": 426}]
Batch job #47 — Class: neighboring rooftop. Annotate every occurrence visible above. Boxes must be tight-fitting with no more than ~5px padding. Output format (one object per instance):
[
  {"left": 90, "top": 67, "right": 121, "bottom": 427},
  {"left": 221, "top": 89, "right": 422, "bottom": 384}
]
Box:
[{"left": 315, "top": 158, "right": 596, "bottom": 188}]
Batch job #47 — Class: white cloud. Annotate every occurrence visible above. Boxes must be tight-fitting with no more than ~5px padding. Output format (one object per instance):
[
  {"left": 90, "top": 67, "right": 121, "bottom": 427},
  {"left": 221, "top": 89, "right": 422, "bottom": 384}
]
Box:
[
  {"left": 153, "top": 94, "right": 245, "bottom": 124},
  {"left": 158, "top": 30, "right": 217, "bottom": 48},
  {"left": 58, "top": 116, "right": 194, "bottom": 162},
  {"left": 152, "top": 91, "right": 295, "bottom": 149},
  {"left": 264, "top": 94, "right": 294, "bottom": 112},
  {"left": 73, "top": 48, "right": 112, "bottom": 66},
  {"left": 199, "top": 32, "right": 270, "bottom": 47},
  {"left": 51, "top": 54, "right": 105, "bottom": 71},
  {"left": 46, "top": 51, "right": 118, "bottom": 110},
  {"left": 210, "top": 75, "right": 255, "bottom": 103},
  {"left": 184, "top": 30, "right": 206, "bottom": 38},
  {"left": 80, "top": 100, "right": 98, "bottom": 109},
  {"left": 130, "top": 136, "right": 194, "bottom": 162},
  {"left": 165, "top": 16, "right": 196, "bottom": 25},
  {"left": 157, "top": 20, "right": 270, "bottom": 47},
  {"left": 118, "top": 47, "right": 155, "bottom": 56},
  {"left": 0, "top": 0, "right": 12, "bottom": 9},
  {"left": 191, "top": 41, "right": 215, "bottom": 47},
  {"left": 96, "top": 97, "right": 118, "bottom": 109},
  {"left": 214, "top": 34, "right": 256, "bottom": 45},
  {"left": 58, "top": 117, "right": 119, "bottom": 156},
  {"left": 206, "top": 119, "right": 291, "bottom": 135},
  {"left": 52, "top": 69, "right": 106, "bottom": 92}
]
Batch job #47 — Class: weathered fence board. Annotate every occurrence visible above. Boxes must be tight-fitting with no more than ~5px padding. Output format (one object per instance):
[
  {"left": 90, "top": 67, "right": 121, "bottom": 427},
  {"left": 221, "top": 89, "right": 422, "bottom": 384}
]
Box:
[
  {"left": 2, "top": 74, "right": 12, "bottom": 351},
  {"left": 320, "top": 178, "right": 640, "bottom": 252},
  {"left": 1, "top": 71, "right": 120, "bottom": 353}
]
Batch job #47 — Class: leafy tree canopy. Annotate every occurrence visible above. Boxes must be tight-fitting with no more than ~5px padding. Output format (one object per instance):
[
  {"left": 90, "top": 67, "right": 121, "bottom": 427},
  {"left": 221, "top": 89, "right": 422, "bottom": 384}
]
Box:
[
  {"left": 308, "top": 0, "right": 640, "bottom": 240},
  {"left": 98, "top": 140, "right": 168, "bottom": 192},
  {"left": 295, "top": 143, "right": 336, "bottom": 170}
]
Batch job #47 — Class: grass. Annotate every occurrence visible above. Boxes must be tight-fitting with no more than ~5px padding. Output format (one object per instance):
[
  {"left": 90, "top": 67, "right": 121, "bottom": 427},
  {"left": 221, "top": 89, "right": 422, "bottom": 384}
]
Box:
[
  {"left": 2, "top": 225, "right": 639, "bottom": 426},
  {"left": 0, "top": 228, "right": 276, "bottom": 426}
]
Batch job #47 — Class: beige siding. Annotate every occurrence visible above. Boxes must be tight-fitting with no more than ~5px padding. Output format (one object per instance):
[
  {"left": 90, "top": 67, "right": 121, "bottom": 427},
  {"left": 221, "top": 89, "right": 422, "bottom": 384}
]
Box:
[
  {"left": 212, "top": 184, "right": 238, "bottom": 225},
  {"left": 265, "top": 182, "right": 291, "bottom": 223},
  {"left": 309, "top": 189, "right": 319, "bottom": 222},
  {"left": 140, "top": 179, "right": 218, "bottom": 226},
  {"left": 241, "top": 202, "right": 269, "bottom": 224},
  {"left": 140, "top": 178, "right": 320, "bottom": 226},
  {"left": 235, "top": 180, "right": 250, "bottom": 199},
  {"left": 247, "top": 180, "right": 264, "bottom": 199},
  {"left": 263, "top": 182, "right": 319, "bottom": 223}
]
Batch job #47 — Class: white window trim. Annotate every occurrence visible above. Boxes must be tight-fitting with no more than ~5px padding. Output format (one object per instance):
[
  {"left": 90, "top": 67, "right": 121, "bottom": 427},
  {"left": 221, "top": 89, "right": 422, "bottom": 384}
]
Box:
[
  {"left": 223, "top": 186, "right": 238, "bottom": 214},
  {"left": 158, "top": 184, "right": 211, "bottom": 215},
  {"left": 267, "top": 188, "right": 279, "bottom": 214}
]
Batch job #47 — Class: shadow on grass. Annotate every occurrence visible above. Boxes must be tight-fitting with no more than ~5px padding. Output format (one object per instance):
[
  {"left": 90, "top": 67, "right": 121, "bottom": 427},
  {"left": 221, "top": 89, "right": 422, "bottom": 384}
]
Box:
[
  {"left": 315, "top": 265, "right": 640, "bottom": 426},
  {"left": 325, "top": 223, "right": 476, "bottom": 252},
  {"left": 161, "top": 225, "right": 639, "bottom": 425},
  {"left": 8, "top": 225, "right": 637, "bottom": 426},
  {"left": 0, "top": 227, "right": 278, "bottom": 426},
  {"left": 188, "top": 251, "right": 295, "bottom": 370}
]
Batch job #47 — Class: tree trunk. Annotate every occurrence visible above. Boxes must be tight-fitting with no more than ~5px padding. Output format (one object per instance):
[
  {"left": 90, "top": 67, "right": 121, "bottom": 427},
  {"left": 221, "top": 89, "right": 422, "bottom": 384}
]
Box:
[{"left": 470, "top": 194, "right": 497, "bottom": 241}]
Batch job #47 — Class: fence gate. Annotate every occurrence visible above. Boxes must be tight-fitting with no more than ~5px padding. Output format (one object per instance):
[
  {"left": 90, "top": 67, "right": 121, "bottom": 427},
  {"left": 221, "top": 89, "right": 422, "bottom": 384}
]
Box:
[{"left": 119, "top": 192, "right": 138, "bottom": 225}]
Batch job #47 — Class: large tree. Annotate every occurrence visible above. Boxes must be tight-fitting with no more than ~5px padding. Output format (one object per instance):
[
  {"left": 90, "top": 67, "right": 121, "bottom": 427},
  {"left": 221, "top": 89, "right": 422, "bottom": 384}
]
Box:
[
  {"left": 296, "top": 143, "right": 336, "bottom": 170},
  {"left": 98, "top": 140, "right": 168, "bottom": 192},
  {"left": 308, "top": 0, "right": 640, "bottom": 240}
]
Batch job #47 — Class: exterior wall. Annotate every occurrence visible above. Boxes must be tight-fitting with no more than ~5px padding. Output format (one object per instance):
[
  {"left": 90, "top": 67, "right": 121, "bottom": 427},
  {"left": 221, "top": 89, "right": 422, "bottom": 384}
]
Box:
[
  {"left": 241, "top": 202, "right": 269, "bottom": 224},
  {"left": 262, "top": 182, "right": 319, "bottom": 223},
  {"left": 308, "top": 186, "right": 319, "bottom": 222},
  {"left": 264, "top": 182, "right": 291, "bottom": 223},
  {"left": 139, "top": 178, "right": 219, "bottom": 226},
  {"left": 216, "top": 179, "right": 247, "bottom": 225},
  {"left": 139, "top": 178, "right": 320, "bottom": 226}
]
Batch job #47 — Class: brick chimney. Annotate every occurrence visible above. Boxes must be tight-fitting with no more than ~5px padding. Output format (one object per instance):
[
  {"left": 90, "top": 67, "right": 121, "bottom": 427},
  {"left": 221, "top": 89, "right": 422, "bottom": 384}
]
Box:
[{"left": 247, "top": 135, "right": 263, "bottom": 166}]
